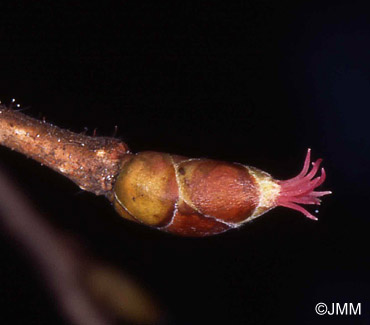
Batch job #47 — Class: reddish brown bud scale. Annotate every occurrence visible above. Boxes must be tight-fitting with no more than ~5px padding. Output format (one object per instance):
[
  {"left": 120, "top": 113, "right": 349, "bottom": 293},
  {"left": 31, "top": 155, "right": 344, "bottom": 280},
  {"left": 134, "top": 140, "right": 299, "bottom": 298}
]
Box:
[
  {"left": 178, "top": 159, "right": 259, "bottom": 223},
  {"left": 164, "top": 199, "right": 231, "bottom": 237},
  {"left": 113, "top": 152, "right": 178, "bottom": 227}
]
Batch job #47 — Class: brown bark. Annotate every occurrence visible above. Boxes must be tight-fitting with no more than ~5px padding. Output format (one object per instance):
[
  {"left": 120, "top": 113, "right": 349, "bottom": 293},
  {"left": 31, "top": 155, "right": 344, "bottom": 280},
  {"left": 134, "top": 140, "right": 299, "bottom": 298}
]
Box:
[{"left": 0, "top": 106, "right": 130, "bottom": 196}]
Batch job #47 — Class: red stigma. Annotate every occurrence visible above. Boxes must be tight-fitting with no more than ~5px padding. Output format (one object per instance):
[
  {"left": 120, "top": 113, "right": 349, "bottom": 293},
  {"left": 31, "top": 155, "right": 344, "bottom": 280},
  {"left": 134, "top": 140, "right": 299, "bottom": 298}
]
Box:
[{"left": 276, "top": 149, "right": 332, "bottom": 220}]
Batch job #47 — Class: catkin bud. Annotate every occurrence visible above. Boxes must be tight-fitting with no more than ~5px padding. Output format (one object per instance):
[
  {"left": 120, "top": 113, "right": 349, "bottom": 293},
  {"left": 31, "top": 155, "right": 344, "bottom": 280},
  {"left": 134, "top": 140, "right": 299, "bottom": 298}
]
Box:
[{"left": 113, "top": 150, "right": 329, "bottom": 237}]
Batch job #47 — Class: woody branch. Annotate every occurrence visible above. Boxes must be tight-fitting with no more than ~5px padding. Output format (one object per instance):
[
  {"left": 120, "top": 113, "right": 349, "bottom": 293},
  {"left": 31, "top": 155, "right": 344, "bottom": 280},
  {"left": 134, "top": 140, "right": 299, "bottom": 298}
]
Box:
[{"left": 0, "top": 105, "right": 130, "bottom": 196}]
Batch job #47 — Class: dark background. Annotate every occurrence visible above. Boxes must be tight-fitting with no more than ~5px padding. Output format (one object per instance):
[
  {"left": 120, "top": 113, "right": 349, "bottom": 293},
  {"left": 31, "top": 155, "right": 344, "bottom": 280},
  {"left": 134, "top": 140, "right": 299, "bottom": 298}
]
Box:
[{"left": 0, "top": 1, "right": 369, "bottom": 324}]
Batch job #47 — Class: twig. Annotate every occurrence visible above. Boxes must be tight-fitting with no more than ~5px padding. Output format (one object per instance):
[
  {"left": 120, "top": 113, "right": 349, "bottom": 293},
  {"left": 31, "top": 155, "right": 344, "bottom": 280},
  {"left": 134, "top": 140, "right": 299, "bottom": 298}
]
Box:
[{"left": 0, "top": 106, "right": 130, "bottom": 195}]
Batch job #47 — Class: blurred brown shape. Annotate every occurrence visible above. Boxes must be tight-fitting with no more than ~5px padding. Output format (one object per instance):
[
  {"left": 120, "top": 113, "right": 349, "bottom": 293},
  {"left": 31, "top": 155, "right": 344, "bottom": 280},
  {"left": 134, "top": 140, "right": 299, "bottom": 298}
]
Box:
[
  {"left": 0, "top": 166, "right": 164, "bottom": 325},
  {"left": 85, "top": 264, "right": 162, "bottom": 324}
]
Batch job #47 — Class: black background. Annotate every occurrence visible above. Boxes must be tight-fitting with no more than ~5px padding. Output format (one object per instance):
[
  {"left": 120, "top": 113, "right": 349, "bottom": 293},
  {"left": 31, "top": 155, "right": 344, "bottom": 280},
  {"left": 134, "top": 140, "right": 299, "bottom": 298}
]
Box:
[{"left": 0, "top": 1, "right": 369, "bottom": 324}]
